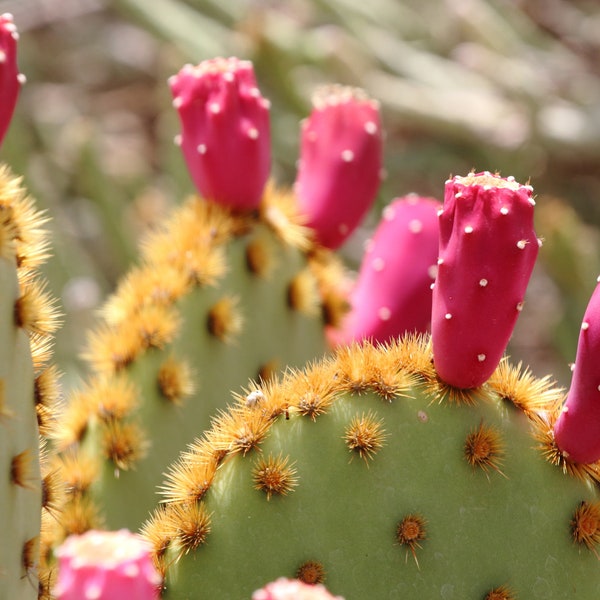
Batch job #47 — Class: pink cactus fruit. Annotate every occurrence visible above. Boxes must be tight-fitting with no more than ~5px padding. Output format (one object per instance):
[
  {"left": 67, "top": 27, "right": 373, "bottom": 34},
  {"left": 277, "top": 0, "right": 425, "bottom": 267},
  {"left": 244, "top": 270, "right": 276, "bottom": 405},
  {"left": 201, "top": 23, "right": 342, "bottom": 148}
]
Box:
[
  {"left": 54, "top": 529, "right": 161, "bottom": 600},
  {"left": 554, "top": 278, "right": 600, "bottom": 464},
  {"left": 329, "top": 195, "right": 440, "bottom": 346},
  {"left": 431, "top": 171, "right": 539, "bottom": 389},
  {"left": 252, "top": 578, "right": 344, "bottom": 600},
  {"left": 169, "top": 57, "right": 271, "bottom": 211},
  {"left": 294, "top": 85, "right": 383, "bottom": 249},
  {"left": 0, "top": 13, "right": 23, "bottom": 147}
]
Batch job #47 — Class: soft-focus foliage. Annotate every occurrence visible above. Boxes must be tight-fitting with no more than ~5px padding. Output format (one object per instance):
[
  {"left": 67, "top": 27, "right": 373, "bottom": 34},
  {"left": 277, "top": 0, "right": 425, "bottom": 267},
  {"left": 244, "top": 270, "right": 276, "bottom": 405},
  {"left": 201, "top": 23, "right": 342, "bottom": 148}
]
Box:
[{"left": 1, "top": 0, "right": 600, "bottom": 385}]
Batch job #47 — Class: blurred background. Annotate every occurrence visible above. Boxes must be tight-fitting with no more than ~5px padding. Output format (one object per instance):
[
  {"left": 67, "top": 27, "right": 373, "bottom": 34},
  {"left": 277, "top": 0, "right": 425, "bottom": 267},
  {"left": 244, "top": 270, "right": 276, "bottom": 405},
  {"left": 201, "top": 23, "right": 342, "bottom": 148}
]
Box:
[{"left": 1, "top": 0, "right": 600, "bottom": 389}]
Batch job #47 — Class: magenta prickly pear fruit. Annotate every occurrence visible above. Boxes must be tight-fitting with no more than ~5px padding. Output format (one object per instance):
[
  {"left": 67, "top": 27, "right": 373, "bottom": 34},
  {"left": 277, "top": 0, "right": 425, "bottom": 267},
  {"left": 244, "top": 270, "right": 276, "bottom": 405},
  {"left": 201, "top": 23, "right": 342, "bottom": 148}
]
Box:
[
  {"left": 554, "top": 278, "right": 600, "bottom": 463},
  {"left": 54, "top": 529, "right": 161, "bottom": 600},
  {"left": 294, "top": 85, "right": 383, "bottom": 249},
  {"left": 330, "top": 195, "right": 440, "bottom": 345},
  {"left": 431, "top": 171, "right": 539, "bottom": 389},
  {"left": 169, "top": 57, "right": 271, "bottom": 211},
  {"left": 253, "top": 578, "right": 344, "bottom": 600},
  {"left": 0, "top": 13, "right": 23, "bottom": 146}
]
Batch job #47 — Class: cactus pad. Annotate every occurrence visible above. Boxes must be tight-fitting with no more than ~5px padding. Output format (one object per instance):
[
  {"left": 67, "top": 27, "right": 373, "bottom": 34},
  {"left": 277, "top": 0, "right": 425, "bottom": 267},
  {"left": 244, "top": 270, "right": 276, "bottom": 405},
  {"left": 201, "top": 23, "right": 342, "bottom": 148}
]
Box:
[{"left": 143, "top": 337, "right": 600, "bottom": 599}]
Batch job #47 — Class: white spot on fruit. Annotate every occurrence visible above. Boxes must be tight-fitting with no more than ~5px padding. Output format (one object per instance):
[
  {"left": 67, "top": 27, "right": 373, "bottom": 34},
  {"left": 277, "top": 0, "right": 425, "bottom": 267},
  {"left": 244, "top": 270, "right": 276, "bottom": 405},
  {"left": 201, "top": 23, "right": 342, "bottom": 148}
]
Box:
[
  {"left": 378, "top": 307, "right": 391, "bottom": 321},
  {"left": 408, "top": 219, "right": 423, "bottom": 234}
]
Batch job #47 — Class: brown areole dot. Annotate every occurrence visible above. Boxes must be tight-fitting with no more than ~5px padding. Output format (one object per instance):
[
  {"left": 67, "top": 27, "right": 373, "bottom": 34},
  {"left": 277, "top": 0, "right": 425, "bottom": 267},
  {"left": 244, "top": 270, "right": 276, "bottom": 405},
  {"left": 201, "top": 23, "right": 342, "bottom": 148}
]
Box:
[
  {"left": 571, "top": 501, "right": 600, "bottom": 555},
  {"left": 296, "top": 560, "right": 326, "bottom": 585},
  {"left": 344, "top": 412, "right": 387, "bottom": 463},
  {"left": 253, "top": 453, "right": 298, "bottom": 500},
  {"left": 464, "top": 422, "right": 506, "bottom": 478},
  {"left": 395, "top": 514, "right": 427, "bottom": 567}
]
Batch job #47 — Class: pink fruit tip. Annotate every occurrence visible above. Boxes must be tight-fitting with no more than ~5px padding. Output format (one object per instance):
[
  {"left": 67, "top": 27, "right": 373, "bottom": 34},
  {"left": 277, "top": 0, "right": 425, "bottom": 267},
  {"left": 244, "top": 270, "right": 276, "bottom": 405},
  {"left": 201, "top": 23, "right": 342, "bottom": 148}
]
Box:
[
  {"left": 554, "top": 279, "right": 600, "bottom": 463},
  {"left": 294, "top": 84, "right": 383, "bottom": 249},
  {"left": 54, "top": 529, "right": 161, "bottom": 600},
  {"left": 169, "top": 57, "right": 271, "bottom": 211},
  {"left": 252, "top": 578, "right": 344, "bottom": 600},
  {"left": 431, "top": 171, "right": 538, "bottom": 389},
  {"left": 0, "top": 12, "right": 22, "bottom": 147}
]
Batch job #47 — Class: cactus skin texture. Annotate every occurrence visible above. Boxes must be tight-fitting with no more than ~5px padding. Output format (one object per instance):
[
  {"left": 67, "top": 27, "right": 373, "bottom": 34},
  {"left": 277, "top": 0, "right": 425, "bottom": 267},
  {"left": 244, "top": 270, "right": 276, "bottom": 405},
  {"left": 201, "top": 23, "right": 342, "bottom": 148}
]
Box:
[
  {"left": 169, "top": 57, "right": 271, "bottom": 211},
  {"left": 330, "top": 195, "right": 440, "bottom": 345},
  {"left": 432, "top": 172, "right": 539, "bottom": 389},
  {"left": 554, "top": 279, "right": 600, "bottom": 463},
  {"left": 253, "top": 578, "right": 344, "bottom": 600},
  {"left": 0, "top": 13, "right": 22, "bottom": 146},
  {"left": 54, "top": 529, "right": 161, "bottom": 600},
  {"left": 52, "top": 186, "right": 344, "bottom": 534},
  {"left": 0, "top": 165, "right": 61, "bottom": 599},
  {"left": 294, "top": 85, "right": 383, "bottom": 249},
  {"left": 140, "top": 337, "right": 600, "bottom": 599}
]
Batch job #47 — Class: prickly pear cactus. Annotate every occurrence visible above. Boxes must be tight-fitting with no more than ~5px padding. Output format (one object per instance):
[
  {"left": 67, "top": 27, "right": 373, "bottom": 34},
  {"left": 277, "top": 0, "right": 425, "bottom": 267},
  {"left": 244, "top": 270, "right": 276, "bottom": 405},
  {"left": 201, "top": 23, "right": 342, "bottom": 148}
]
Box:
[
  {"left": 51, "top": 56, "right": 365, "bottom": 537},
  {"left": 142, "top": 336, "right": 600, "bottom": 599},
  {"left": 52, "top": 185, "right": 346, "bottom": 533},
  {"left": 0, "top": 165, "right": 61, "bottom": 600}
]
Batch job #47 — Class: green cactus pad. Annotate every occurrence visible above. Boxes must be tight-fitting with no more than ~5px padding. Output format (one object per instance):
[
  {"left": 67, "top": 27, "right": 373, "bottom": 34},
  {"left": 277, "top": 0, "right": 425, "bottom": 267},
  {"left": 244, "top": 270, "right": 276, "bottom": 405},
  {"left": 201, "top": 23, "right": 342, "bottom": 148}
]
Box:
[
  {"left": 0, "top": 166, "right": 62, "bottom": 600},
  {"left": 144, "top": 337, "right": 600, "bottom": 599},
  {"left": 55, "top": 187, "right": 346, "bottom": 532}
]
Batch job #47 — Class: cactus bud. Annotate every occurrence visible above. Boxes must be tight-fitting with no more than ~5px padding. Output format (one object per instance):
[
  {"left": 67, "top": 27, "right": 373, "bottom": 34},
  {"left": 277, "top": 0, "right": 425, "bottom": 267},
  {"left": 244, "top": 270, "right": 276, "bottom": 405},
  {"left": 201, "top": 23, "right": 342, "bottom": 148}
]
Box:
[
  {"left": 329, "top": 195, "right": 440, "bottom": 345},
  {"left": 0, "top": 13, "right": 23, "bottom": 146},
  {"left": 294, "top": 85, "right": 382, "bottom": 249},
  {"left": 253, "top": 578, "right": 344, "bottom": 600},
  {"left": 554, "top": 279, "right": 600, "bottom": 463},
  {"left": 54, "top": 529, "right": 161, "bottom": 600},
  {"left": 169, "top": 57, "right": 271, "bottom": 211},
  {"left": 431, "top": 172, "right": 538, "bottom": 389}
]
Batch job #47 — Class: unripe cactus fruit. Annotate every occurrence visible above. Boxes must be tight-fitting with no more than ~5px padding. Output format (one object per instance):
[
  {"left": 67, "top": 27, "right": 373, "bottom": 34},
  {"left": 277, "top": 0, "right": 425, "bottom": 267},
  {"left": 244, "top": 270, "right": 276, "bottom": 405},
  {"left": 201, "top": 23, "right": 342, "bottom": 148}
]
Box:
[
  {"left": 294, "top": 85, "right": 383, "bottom": 249},
  {"left": 431, "top": 172, "right": 539, "bottom": 389},
  {"left": 0, "top": 13, "right": 23, "bottom": 146},
  {"left": 169, "top": 57, "right": 271, "bottom": 211},
  {"left": 330, "top": 195, "right": 440, "bottom": 345},
  {"left": 253, "top": 578, "right": 344, "bottom": 600},
  {"left": 54, "top": 529, "right": 161, "bottom": 600},
  {"left": 554, "top": 278, "right": 600, "bottom": 463},
  {"left": 141, "top": 337, "right": 600, "bottom": 599}
]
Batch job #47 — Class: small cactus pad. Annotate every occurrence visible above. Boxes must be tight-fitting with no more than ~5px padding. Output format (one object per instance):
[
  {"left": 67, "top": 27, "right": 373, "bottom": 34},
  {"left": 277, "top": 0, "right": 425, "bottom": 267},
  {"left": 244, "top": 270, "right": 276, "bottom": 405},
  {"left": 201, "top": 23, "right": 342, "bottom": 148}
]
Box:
[
  {"left": 432, "top": 172, "right": 539, "bottom": 389},
  {"left": 143, "top": 337, "right": 600, "bottom": 599},
  {"left": 54, "top": 529, "right": 161, "bottom": 600},
  {"left": 294, "top": 85, "right": 383, "bottom": 249},
  {"left": 554, "top": 278, "right": 600, "bottom": 463},
  {"left": 331, "top": 195, "right": 440, "bottom": 345},
  {"left": 169, "top": 57, "right": 271, "bottom": 211}
]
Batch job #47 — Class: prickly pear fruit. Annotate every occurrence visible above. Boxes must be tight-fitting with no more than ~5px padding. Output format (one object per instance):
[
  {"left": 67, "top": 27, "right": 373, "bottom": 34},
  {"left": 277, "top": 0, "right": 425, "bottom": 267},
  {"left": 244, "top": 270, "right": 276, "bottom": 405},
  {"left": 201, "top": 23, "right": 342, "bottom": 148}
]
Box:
[
  {"left": 253, "top": 578, "right": 344, "bottom": 600},
  {"left": 0, "top": 13, "right": 22, "bottom": 146},
  {"left": 330, "top": 195, "right": 440, "bottom": 345},
  {"left": 554, "top": 278, "right": 600, "bottom": 463},
  {"left": 54, "top": 529, "right": 161, "bottom": 600},
  {"left": 294, "top": 85, "right": 383, "bottom": 249},
  {"left": 432, "top": 172, "right": 539, "bottom": 389},
  {"left": 141, "top": 337, "right": 600, "bottom": 599},
  {"left": 169, "top": 57, "right": 271, "bottom": 211}
]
